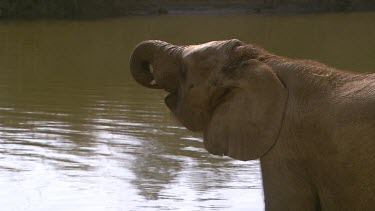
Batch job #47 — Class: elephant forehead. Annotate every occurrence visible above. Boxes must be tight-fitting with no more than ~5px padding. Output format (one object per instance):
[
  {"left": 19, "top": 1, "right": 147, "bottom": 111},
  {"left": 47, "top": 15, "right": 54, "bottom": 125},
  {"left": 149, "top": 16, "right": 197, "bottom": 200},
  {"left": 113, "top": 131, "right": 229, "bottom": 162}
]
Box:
[{"left": 182, "top": 41, "right": 229, "bottom": 59}]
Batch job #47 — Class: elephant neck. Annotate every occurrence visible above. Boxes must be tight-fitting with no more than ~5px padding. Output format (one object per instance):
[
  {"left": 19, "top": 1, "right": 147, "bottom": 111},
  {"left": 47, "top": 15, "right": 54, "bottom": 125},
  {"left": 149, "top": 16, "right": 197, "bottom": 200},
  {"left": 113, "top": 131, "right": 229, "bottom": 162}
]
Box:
[
  {"left": 258, "top": 54, "right": 375, "bottom": 165},
  {"left": 259, "top": 54, "right": 343, "bottom": 124},
  {"left": 259, "top": 54, "right": 335, "bottom": 90}
]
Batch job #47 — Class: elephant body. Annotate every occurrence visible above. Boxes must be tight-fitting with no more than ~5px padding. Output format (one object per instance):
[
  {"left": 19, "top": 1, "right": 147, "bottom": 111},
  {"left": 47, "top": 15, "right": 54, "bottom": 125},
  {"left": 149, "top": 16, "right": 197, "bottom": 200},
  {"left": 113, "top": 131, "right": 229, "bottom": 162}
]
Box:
[
  {"left": 261, "top": 59, "right": 375, "bottom": 210},
  {"left": 130, "top": 39, "right": 375, "bottom": 210}
]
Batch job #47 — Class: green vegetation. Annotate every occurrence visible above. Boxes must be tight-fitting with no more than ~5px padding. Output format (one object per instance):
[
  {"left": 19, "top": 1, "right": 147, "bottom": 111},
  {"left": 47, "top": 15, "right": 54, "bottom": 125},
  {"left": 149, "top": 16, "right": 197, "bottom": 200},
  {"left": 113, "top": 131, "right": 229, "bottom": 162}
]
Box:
[{"left": 0, "top": 0, "right": 374, "bottom": 19}]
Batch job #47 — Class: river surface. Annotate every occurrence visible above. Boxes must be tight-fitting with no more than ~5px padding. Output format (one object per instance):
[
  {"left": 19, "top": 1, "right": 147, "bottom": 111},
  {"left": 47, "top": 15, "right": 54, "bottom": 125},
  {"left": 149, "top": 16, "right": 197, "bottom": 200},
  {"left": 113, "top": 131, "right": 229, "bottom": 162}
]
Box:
[{"left": 0, "top": 12, "right": 374, "bottom": 211}]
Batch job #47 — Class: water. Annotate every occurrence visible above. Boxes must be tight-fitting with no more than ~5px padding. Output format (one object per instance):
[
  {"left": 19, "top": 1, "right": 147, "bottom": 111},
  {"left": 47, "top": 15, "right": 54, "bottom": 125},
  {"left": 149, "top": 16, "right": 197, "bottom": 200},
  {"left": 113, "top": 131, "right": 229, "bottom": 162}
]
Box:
[{"left": 0, "top": 12, "right": 374, "bottom": 211}]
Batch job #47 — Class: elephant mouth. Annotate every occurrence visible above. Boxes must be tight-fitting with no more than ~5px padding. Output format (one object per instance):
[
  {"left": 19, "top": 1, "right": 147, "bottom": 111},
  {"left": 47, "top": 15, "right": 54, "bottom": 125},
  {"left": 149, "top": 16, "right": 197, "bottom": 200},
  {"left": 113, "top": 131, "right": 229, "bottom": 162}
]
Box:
[{"left": 164, "top": 92, "right": 178, "bottom": 112}]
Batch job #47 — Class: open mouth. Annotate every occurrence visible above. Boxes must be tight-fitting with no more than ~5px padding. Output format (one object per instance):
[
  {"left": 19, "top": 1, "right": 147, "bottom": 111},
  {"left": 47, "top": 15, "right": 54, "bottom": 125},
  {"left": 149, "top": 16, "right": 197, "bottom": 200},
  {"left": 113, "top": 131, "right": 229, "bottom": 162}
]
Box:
[{"left": 164, "top": 92, "right": 178, "bottom": 111}]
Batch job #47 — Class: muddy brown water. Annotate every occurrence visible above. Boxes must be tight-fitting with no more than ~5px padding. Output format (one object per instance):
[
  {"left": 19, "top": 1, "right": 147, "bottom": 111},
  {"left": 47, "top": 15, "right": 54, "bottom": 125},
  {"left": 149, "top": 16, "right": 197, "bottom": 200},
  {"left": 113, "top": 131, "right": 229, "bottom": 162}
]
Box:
[{"left": 0, "top": 12, "right": 374, "bottom": 210}]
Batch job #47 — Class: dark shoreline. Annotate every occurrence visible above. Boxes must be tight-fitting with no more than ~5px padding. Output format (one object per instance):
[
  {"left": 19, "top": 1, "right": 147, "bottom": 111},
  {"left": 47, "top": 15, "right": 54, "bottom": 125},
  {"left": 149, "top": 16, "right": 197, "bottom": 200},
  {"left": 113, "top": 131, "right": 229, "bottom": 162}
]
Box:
[{"left": 0, "top": 1, "right": 375, "bottom": 20}]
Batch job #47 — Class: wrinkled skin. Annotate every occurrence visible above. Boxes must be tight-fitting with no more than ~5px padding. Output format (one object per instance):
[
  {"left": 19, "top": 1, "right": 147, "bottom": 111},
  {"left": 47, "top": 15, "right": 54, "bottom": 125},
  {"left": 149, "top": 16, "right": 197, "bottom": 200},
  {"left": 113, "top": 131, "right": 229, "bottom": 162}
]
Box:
[{"left": 130, "top": 39, "right": 375, "bottom": 210}]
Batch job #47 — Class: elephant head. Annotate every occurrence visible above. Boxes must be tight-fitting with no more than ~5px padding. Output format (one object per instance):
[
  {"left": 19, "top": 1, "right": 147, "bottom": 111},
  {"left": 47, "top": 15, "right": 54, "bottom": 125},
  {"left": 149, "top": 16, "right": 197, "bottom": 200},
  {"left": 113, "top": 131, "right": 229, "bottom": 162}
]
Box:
[{"left": 130, "top": 39, "right": 288, "bottom": 161}]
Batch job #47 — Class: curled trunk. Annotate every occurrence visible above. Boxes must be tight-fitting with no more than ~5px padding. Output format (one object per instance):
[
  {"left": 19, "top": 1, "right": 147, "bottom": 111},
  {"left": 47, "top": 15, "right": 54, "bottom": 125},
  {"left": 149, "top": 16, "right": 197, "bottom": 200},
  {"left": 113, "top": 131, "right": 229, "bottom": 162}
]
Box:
[{"left": 129, "top": 40, "right": 182, "bottom": 92}]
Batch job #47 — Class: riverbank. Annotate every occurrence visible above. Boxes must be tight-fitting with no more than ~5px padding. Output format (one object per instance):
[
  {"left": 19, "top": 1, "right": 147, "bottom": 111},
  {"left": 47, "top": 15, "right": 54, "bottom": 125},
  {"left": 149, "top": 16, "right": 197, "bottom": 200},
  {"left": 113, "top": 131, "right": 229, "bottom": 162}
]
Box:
[{"left": 0, "top": 0, "right": 375, "bottom": 19}]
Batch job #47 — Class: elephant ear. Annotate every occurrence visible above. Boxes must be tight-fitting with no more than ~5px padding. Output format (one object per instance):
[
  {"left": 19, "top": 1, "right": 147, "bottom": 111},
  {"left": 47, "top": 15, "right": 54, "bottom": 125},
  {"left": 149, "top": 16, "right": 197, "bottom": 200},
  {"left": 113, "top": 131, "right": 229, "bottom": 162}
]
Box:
[{"left": 204, "top": 59, "right": 288, "bottom": 161}]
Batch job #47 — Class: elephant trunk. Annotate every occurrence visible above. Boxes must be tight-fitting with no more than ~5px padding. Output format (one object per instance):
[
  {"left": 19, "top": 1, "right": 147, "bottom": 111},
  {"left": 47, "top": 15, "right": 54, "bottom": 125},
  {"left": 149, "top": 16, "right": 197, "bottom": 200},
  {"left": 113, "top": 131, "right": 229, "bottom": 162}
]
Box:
[{"left": 129, "top": 40, "right": 182, "bottom": 93}]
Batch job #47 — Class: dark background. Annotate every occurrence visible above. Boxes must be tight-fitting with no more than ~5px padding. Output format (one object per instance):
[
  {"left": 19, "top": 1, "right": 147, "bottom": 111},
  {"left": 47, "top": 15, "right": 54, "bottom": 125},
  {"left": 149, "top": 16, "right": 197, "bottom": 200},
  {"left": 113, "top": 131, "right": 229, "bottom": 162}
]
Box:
[{"left": 1, "top": 0, "right": 375, "bottom": 19}]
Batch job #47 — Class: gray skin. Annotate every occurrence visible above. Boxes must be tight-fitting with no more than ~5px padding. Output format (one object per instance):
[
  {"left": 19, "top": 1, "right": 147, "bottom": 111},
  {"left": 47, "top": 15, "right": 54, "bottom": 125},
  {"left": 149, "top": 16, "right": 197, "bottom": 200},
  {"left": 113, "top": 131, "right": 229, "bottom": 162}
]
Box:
[{"left": 129, "top": 39, "right": 375, "bottom": 210}]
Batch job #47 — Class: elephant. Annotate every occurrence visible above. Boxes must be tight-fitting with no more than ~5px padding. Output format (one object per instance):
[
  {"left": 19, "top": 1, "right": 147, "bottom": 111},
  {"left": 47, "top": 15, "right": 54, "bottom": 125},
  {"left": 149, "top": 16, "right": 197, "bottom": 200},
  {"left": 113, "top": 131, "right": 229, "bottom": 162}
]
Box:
[{"left": 129, "top": 39, "right": 375, "bottom": 210}]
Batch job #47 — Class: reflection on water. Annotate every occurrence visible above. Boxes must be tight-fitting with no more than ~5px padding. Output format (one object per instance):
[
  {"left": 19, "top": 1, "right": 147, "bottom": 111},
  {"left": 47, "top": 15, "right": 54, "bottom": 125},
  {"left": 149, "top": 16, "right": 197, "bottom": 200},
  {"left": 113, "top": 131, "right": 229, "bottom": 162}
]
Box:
[{"left": 0, "top": 12, "right": 374, "bottom": 210}]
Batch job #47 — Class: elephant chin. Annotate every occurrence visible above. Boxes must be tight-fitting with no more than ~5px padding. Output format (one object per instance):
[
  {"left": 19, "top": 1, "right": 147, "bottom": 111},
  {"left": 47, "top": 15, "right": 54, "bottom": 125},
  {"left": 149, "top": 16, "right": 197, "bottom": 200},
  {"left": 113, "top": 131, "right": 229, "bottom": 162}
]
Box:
[{"left": 165, "top": 93, "right": 208, "bottom": 132}]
